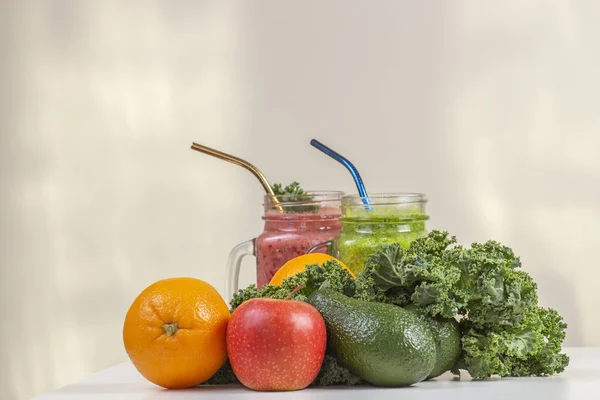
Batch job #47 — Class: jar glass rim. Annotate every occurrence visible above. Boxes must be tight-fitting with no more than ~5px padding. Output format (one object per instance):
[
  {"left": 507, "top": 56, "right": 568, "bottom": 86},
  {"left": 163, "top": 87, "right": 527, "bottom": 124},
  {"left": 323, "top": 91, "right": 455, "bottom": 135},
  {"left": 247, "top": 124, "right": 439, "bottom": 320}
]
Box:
[
  {"left": 263, "top": 190, "right": 345, "bottom": 206},
  {"left": 342, "top": 193, "right": 427, "bottom": 206}
]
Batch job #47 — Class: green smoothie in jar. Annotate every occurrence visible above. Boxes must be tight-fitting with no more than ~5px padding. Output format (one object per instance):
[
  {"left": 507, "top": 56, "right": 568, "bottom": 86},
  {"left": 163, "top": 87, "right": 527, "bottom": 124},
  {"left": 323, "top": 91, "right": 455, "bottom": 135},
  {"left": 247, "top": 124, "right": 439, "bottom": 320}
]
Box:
[{"left": 333, "top": 193, "right": 429, "bottom": 275}]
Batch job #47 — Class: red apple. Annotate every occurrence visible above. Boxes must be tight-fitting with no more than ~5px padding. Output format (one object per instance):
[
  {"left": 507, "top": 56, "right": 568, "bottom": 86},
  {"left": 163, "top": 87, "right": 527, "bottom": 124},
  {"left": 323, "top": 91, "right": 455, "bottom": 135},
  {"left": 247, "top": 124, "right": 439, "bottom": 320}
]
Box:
[{"left": 226, "top": 297, "right": 327, "bottom": 391}]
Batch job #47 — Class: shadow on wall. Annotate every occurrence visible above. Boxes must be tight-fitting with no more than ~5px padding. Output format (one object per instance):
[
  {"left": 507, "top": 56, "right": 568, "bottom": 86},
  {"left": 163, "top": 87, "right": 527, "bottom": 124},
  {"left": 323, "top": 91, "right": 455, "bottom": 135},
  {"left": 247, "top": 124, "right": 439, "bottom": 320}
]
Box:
[{"left": 0, "top": 1, "right": 252, "bottom": 400}]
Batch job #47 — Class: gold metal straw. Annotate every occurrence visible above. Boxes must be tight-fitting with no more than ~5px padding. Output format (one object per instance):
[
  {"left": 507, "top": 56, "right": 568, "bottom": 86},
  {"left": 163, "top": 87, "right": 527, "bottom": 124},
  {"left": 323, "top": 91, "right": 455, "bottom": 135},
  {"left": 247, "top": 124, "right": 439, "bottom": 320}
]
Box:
[{"left": 190, "top": 142, "right": 283, "bottom": 212}]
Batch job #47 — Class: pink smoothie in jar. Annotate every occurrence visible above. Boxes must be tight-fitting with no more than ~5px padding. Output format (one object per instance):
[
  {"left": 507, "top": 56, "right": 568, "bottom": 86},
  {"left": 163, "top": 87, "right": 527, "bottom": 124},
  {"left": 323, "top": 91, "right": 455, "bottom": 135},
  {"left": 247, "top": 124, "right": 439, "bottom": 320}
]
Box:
[{"left": 255, "top": 191, "right": 343, "bottom": 288}]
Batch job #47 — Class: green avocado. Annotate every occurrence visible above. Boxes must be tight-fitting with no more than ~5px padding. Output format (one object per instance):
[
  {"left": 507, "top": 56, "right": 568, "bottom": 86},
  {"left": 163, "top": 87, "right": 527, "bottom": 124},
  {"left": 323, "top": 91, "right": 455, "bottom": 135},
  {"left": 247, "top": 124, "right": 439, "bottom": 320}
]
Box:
[
  {"left": 405, "top": 305, "right": 461, "bottom": 379},
  {"left": 307, "top": 290, "right": 436, "bottom": 387}
]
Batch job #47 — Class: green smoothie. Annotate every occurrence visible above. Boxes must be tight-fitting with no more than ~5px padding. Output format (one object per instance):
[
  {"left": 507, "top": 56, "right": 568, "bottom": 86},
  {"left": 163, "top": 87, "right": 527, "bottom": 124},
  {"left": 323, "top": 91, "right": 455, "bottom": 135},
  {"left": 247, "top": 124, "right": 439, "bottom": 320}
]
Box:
[{"left": 333, "top": 195, "right": 429, "bottom": 275}]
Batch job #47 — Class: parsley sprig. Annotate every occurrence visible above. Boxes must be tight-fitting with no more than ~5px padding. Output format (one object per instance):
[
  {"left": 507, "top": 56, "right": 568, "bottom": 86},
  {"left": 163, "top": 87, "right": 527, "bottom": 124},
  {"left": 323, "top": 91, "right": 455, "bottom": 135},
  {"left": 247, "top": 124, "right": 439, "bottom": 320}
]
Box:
[{"left": 271, "top": 181, "right": 318, "bottom": 213}]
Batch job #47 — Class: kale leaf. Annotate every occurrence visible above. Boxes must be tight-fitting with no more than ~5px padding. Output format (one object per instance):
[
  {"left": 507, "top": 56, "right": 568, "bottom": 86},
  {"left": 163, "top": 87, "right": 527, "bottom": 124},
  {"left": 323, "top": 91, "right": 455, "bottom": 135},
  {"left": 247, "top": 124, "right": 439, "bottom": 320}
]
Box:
[
  {"left": 229, "top": 260, "right": 356, "bottom": 312},
  {"left": 358, "top": 232, "right": 466, "bottom": 318},
  {"left": 460, "top": 306, "right": 569, "bottom": 378},
  {"left": 315, "top": 355, "right": 362, "bottom": 386},
  {"left": 203, "top": 360, "right": 238, "bottom": 385},
  {"left": 357, "top": 230, "right": 569, "bottom": 379}
]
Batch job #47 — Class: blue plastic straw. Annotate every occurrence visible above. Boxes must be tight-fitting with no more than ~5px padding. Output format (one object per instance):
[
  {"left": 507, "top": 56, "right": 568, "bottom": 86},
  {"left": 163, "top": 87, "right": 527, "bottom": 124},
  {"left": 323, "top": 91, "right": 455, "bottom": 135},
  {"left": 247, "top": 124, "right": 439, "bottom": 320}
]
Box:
[{"left": 310, "top": 139, "right": 371, "bottom": 206}]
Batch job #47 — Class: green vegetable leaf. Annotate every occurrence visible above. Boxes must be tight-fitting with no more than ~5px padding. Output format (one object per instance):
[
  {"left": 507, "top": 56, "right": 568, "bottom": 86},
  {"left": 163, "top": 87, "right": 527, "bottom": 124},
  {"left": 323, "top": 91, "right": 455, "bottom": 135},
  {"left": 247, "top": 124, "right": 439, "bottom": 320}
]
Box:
[
  {"left": 315, "top": 355, "right": 362, "bottom": 386},
  {"left": 272, "top": 181, "right": 306, "bottom": 198},
  {"left": 203, "top": 360, "right": 238, "bottom": 385},
  {"left": 229, "top": 260, "right": 356, "bottom": 313},
  {"left": 358, "top": 230, "right": 569, "bottom": 379},
  {"left": 359, "top": 233, "right": 466, "bottom": 318},
  {"left": 272, "top": 181, "right": 318, "bottom": 213},
  {"left": 459, "top": 306, "right": 568, "bottom": 378}
]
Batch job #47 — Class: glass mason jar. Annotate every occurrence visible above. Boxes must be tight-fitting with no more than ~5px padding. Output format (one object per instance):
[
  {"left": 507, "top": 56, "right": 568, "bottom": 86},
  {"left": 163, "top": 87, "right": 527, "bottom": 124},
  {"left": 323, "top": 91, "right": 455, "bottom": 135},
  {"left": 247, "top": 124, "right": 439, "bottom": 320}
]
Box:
[
  {"left": 331, "top": 193, "right": 429, "bottom": 275},
  {"left": 225, "top": 191, "right": 343, "bottom": 300}
]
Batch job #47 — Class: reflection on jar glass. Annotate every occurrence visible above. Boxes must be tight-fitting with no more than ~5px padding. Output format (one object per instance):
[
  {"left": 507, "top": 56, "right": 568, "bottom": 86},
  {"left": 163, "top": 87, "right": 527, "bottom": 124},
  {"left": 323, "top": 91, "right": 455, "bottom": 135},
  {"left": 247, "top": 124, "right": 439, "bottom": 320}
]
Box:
[{"left": 333, "top": 193, "right": 429, "bottom": 275}]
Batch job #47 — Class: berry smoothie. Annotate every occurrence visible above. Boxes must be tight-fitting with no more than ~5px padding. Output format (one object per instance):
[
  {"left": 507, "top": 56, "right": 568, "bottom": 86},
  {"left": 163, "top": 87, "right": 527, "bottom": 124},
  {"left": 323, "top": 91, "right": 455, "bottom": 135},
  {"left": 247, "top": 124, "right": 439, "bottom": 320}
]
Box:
[{"left": 255, "top": 206, "right": 342, "bottom": 288}]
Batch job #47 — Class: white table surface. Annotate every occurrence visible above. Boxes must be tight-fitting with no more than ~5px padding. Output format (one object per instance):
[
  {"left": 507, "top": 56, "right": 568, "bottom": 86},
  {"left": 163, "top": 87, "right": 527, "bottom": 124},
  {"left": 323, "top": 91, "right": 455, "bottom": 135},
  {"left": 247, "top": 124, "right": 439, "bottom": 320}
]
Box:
[{"left": 35, "top": 347, "right": 600, "bottom": 400}]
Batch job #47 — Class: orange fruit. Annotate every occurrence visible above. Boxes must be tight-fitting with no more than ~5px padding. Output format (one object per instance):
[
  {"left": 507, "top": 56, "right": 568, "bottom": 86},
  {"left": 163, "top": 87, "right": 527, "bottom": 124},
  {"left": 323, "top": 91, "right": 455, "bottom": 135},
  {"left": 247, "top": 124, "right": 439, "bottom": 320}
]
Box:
[
  {"left": 269, "top": 254, "right": 356, "bottom": 286},
  {"left": 123, "top": 277, "right": 230, "bottom": 388}
]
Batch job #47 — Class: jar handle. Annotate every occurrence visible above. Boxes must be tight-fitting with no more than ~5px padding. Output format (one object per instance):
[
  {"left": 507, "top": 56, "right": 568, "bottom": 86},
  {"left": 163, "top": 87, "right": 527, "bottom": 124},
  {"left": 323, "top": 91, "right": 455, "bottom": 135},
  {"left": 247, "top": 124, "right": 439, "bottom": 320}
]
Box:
[
  {"left": 306, "top": 240, "right": 333, "bottom": 255},
  {"left": 225, "top": 239, "right": 256, "bottom": 302}
]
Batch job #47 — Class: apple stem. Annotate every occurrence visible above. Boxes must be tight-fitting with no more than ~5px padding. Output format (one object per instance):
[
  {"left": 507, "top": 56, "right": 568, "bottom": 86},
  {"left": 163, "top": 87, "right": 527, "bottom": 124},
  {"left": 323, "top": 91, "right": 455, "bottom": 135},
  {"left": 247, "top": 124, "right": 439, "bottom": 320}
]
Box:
[{"left": 284, "top": 284, "right": 306, "bottom": 300}]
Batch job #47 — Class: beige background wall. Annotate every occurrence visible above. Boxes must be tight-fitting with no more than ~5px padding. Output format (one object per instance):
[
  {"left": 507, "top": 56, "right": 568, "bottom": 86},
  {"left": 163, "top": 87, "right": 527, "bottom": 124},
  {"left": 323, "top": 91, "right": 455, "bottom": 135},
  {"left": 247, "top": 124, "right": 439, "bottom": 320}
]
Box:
[{"left": 1, "top": 1, "right": 599, "bottom": 399}]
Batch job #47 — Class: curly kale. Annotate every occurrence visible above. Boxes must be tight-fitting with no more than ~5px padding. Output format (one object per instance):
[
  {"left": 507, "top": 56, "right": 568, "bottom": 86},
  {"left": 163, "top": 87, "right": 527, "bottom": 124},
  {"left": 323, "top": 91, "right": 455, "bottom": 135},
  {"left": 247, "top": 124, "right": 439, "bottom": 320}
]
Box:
[
  {"left": 357, "top": 231, "right": 569, "bottom": 379},
  {"left": 315, "top": 355, "right": 362, "bottom": 386},
  {"left": 229, "top": 260, "right": 356, "bottom": 312},
  {"left": 357, "top": 231, "right": 465, "bottom": 317},
  {"left": 229, "top": 284, "right": 287, "bottom": 312},
  {"left": 460, "top": 306, "right": 569, "bottom": 378},
  {"left": 203, "top": 360, "right": 238, "bottom": 385}
]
